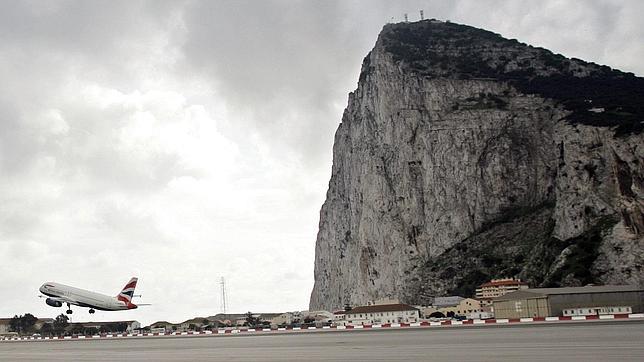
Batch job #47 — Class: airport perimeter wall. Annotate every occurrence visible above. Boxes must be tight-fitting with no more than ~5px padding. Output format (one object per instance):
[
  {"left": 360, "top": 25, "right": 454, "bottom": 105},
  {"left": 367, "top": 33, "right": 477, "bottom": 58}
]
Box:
[{"left": 2, "top": 313, "right": 643, "bottom": 342}]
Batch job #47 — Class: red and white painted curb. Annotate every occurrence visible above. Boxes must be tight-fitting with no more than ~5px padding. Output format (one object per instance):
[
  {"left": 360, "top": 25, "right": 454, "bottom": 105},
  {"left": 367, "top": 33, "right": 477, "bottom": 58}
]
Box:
[{"left": 3, "top": 313, "right": 643, "bottom": 342}]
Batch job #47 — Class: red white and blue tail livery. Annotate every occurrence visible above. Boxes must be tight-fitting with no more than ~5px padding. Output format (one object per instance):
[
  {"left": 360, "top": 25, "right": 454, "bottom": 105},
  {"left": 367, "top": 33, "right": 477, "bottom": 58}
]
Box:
[
  {"left": 117, "top": 277, "right": 138, "bottom": 306},
  {"left": 39, "top": 277, "right": 148, "bottom": 315}
]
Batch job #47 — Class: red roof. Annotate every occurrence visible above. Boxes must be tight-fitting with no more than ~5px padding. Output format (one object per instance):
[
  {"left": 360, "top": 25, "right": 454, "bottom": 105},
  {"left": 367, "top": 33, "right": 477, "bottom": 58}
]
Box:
[{"left": 479, "top": 279, "right": 528, "bottom": 288}]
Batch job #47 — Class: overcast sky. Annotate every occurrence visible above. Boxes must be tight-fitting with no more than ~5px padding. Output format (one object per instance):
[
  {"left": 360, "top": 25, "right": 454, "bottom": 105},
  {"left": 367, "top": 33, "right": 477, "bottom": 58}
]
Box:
[{"left": 1, "top": 0, "right": 642, "bottom": 326}]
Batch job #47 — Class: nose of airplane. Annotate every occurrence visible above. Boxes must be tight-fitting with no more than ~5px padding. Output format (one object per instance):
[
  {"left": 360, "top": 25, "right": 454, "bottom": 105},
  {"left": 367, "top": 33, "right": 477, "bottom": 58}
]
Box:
[{"left": 39, "top": 283, "right": 52, "bottom": 293}]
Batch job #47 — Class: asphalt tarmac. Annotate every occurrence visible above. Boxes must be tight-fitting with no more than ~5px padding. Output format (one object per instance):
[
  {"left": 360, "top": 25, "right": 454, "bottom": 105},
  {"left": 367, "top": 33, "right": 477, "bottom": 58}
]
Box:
[{"left": 1, "top": 320, "right": 643, "bottom": 361}]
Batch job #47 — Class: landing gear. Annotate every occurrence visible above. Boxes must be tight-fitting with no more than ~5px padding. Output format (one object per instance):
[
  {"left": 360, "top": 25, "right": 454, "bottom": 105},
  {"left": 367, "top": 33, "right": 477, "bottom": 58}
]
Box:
[
  {"left": 89, "top": 309, "right": 95, "bottom": 314},
  {"left": 66, "top": 302, "right": 73, "bottom": 315}
]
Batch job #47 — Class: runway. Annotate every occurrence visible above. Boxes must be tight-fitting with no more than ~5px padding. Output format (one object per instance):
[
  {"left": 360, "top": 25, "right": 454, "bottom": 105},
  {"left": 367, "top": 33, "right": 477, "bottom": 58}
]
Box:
[{"left": 1, "top": 320, "right": 643, "bottom": 361}]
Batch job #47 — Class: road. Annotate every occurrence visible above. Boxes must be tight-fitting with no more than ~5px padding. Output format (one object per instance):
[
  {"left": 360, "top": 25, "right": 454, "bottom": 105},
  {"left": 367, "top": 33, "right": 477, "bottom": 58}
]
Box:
[{"left": 1, "top": 320, "right": 643, "bottom": 361}]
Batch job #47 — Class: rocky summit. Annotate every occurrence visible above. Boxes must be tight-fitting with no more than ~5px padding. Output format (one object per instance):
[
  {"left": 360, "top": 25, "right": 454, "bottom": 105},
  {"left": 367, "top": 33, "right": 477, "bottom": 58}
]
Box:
[{"left": 309, "top": 20, "right": 643, "bottom": 312}]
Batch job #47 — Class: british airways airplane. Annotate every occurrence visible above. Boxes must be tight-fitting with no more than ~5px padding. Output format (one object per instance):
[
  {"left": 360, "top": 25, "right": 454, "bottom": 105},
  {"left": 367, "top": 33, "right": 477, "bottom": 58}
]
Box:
[{"left": 39, "top": 277, "right": 145, "bottom": 314}]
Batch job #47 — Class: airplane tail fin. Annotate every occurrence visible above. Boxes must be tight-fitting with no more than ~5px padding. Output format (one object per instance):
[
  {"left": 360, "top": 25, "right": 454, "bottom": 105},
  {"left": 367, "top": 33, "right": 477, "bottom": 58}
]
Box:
[{"left": 117, "top": 277, "right": 138, "bottom": 306}]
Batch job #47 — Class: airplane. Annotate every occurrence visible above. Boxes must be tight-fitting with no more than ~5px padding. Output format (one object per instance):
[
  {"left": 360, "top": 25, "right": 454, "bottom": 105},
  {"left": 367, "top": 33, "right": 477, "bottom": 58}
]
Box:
[{"left": 39, "top": 277, "right": 147, "bottom": 314}]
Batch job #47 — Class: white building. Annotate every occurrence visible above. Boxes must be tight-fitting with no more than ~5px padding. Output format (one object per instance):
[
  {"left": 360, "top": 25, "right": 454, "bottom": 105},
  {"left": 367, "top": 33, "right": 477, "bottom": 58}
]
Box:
[
  {"left": 271, "top": 312, "right": 302, "bottom": 327},
  {"left": 333, "top": 310, "right": 347, "bottom": 325},
  {"left": 335, "top": 304, "right": 420, "bottom": 326},
  {"left": 467, "top": 311, "right": 494, "bottom": 319},
  {"left": 563, "top": 306, "right": 632, "bottom": 316}
]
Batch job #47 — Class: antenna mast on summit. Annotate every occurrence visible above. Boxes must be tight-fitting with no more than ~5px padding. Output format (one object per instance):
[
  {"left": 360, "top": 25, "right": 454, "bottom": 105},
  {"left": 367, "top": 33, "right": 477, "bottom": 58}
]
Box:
[
  {"left": 404, "top": 13, "right": 408, "bottom": 22},
  {"left": 420, "top": 10, "right": 424, "bottom": 21},
  {"left": 220, "top": 277, "right": 228, "bottom": 314}
]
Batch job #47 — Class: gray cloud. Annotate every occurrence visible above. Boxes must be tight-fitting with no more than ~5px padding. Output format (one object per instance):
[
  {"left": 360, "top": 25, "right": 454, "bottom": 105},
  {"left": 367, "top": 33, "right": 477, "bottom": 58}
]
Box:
[{"left": 180, "top": 1, "right": 366, "bottom": 164}]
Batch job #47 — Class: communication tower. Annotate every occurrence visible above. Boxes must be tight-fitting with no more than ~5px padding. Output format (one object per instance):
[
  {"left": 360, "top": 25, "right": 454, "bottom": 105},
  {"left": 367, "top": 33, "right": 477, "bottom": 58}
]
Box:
[
  {"left": 404, "top": 13, "right": 408, "bottom": 22},
  {"left": 420, "top": 10, "right": 424, "bottom": 20}
]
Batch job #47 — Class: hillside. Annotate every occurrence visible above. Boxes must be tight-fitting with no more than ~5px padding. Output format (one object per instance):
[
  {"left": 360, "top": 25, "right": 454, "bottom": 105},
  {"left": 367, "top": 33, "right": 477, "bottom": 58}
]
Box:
[{"left": 309, "top": 20, "right": 643, "bottom": 311}]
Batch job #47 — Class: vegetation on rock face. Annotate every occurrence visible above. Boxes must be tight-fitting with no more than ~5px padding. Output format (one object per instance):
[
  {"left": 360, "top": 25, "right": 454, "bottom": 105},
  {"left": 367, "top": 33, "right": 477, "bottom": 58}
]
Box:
[
  {"left": 381, "top": 20, "right": 644, "bottom": 135},
  {"left": 402, "top": 206, "right": 555, "bottom": 304},
  {"left": 402, "top": 207, "right": 621, "bottom": 303},
  {"left": 542, "top": 215, "right": 620, "bottom": 287}
]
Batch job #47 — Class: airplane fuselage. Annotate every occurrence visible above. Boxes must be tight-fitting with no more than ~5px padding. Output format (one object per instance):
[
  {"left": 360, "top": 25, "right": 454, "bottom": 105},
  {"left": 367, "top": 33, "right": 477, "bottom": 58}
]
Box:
[{"left": 40, "top": 282, "right": 136, "bottom": 311}]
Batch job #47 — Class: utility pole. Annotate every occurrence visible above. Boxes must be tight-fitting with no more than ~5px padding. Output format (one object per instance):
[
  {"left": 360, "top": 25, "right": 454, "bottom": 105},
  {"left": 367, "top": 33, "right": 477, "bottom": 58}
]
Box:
[{"left": 220, "top": 277, "right": 228, "bottom": 315}]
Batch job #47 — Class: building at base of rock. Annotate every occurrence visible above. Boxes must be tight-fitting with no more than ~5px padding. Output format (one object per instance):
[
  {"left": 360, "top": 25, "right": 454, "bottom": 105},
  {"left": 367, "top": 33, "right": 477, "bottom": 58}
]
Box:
[
  {"left": 333, "top": 303, "right": 420, "bottom": 326},
  {"left": 492, "top": 285, "right": 644, "bottom": 319}
]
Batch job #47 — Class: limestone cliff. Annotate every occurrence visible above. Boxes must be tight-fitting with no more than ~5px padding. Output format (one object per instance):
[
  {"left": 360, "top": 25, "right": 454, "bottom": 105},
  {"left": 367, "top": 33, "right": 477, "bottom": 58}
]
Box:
[{"left": 309, "top": 20, "right": 643, "bottom": 311}]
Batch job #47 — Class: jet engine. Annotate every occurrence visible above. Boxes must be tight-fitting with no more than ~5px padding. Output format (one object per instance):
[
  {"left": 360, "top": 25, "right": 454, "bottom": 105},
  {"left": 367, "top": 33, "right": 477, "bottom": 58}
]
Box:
[{"left": 45, "top": 298, "right": 62, "bottom": 307}]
